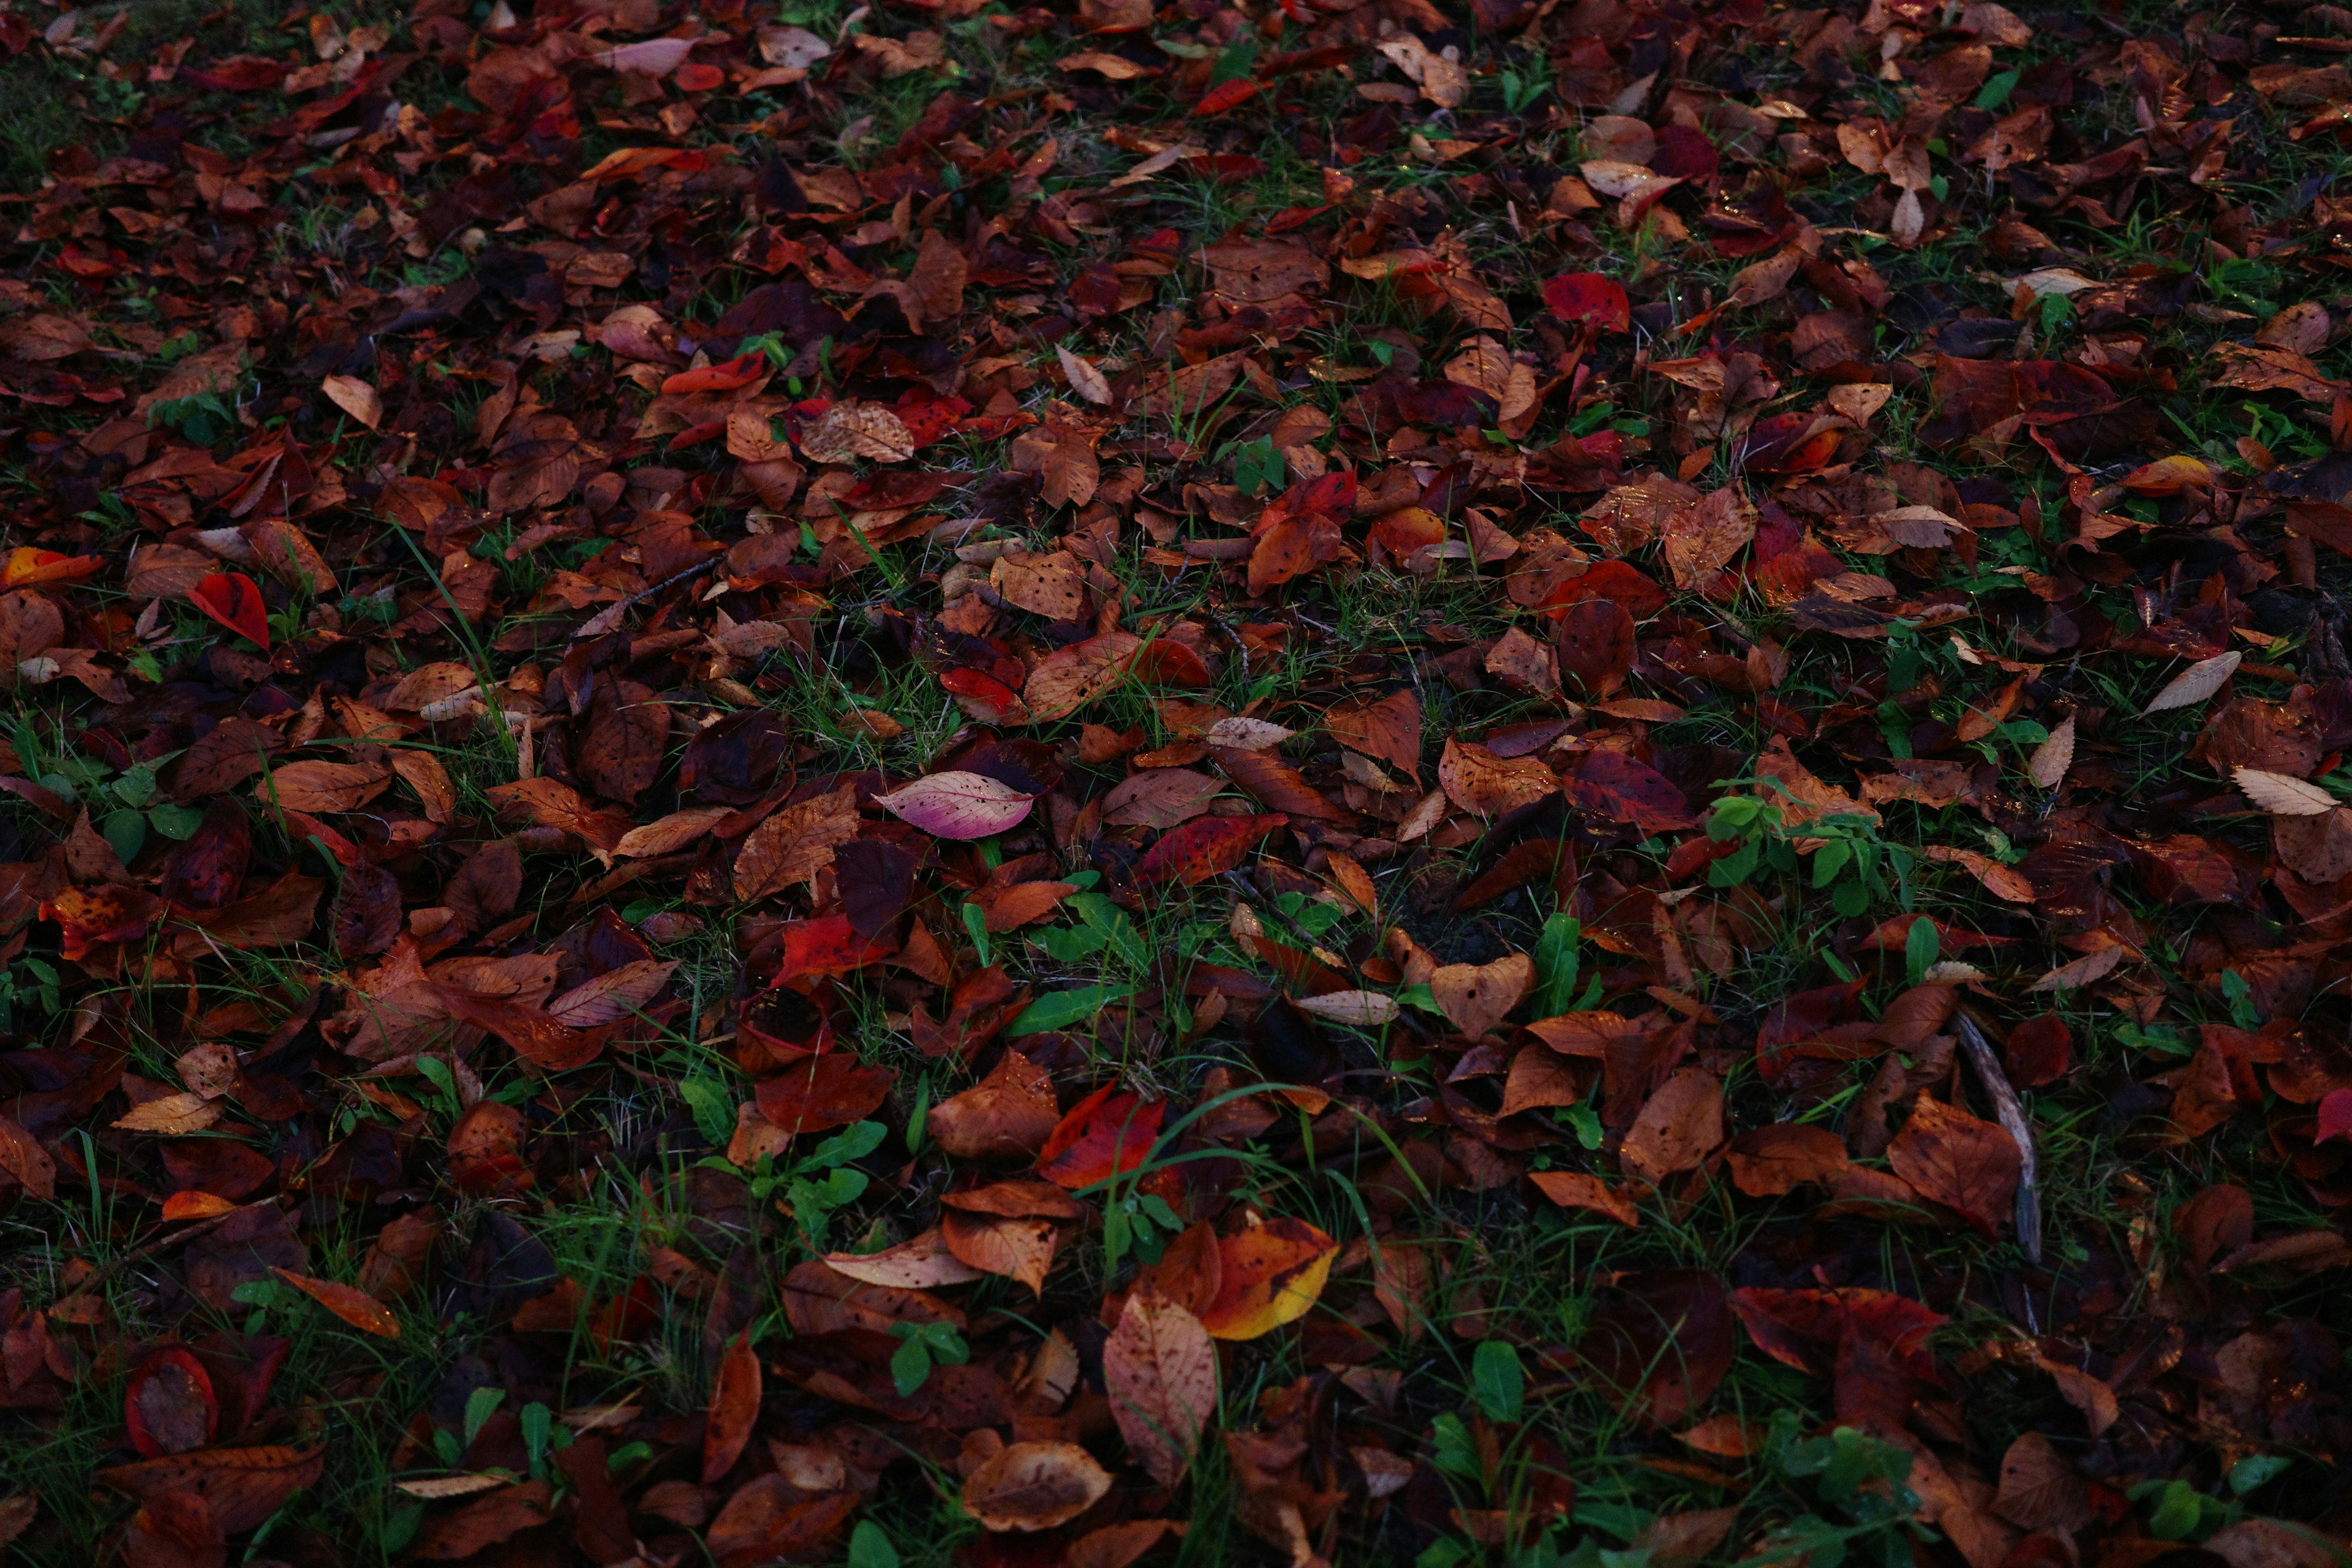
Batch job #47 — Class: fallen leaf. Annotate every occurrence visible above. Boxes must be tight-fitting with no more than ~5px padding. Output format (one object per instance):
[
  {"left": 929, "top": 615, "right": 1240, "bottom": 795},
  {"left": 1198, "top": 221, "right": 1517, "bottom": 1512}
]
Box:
[
  {"left": 1104, "top": 1288, "right": 1217, "bottom": 1485},
  {"left": 1199, "top": 1216, "right": 1336, "bottom": 1340},
  {"left": 960, "top": 1442, "right": 1113, "bottom": 1532},
  {"left": 876, "top": 771, "right": 1037, "bottom": 839}
]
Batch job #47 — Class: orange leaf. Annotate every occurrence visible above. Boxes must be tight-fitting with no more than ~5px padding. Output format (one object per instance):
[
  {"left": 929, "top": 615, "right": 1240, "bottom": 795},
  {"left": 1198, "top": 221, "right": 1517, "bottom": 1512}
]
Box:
[
  {"left": 271, "top": 1268, "right": 399, "bottom": 1337},
  {"left": 1192, "top": 77, "right": 1262, "bottom": 115},
  {"left": 1198, "top": 1216, "right": 1336, "bottom": 1340}
]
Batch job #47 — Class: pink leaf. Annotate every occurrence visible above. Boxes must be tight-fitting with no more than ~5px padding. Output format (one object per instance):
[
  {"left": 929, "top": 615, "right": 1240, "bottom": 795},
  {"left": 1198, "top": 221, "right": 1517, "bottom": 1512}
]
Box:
[
  {"left": 2318, "top": 1089, "right": 2352, "bottom": 1145},
  {"left": 593, "top": 36, "right": 696, "bottom": 75},
  {"left": 874, "top": 771, "right": 1036, "bottom": 840}
]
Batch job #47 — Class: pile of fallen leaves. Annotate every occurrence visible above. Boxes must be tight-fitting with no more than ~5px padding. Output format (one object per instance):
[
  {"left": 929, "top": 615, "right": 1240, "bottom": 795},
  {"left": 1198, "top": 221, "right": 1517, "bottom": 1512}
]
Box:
[{"left": 3, "top": 0, "right": 2352, "bottom": 1561}]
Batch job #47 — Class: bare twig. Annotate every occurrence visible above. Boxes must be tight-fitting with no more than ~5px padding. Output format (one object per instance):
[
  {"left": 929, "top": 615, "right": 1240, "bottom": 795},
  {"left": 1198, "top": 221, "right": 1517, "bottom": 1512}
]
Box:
[{"left": 1954, "top": 1008, "right": 2042, "bottom": 1265}]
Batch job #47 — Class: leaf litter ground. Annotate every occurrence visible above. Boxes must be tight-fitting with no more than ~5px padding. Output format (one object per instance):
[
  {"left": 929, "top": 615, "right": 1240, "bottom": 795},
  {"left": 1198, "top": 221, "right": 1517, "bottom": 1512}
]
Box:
[{"left": 0, "top": 0, "right": 2350, "bottom": 1564}]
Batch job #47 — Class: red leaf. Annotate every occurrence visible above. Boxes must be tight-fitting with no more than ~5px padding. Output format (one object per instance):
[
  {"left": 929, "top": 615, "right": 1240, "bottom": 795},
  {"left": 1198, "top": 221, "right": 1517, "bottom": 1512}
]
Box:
[
  {"left": 190, "top": 572, "right": 271, "bottom": 650},
  {"left": 2005, "top": 1014, "right": 2073, "bottom": 1088},
  {"left": 1036, "top": 1086, "right": 1164, "bottom": 1189},
  {"left": 180, "top": 56, "right": 287, "bottom": 90},
  {"left": 1535, "top": 559, "right": 1667, "bottom": 621},
  {"left": 1134, "top": 813, "right": 1286, "bottom": 886},
  {"left": 702, "top": 1329, "right": 761, "bottom": 1483},
  {"left": 758, "top": 914, "right": 899, "bottom": 992},
  {"left": 754, "top": 1052, "right": 894, "bottom": 1136},
  {"left": 1192, "top": 77, "right": 1263, "bottom": 115},
  {"left": 1562, "top": 751, "right": 1696, "bottom": 835},
  {"left": 1542, "top": 272, "right": 1631, "bottom": 333}
]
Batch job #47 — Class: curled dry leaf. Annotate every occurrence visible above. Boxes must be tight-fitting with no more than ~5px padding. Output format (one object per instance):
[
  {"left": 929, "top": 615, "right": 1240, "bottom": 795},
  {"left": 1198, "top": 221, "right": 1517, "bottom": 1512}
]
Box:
[{"left": 1294, "top": 989, "right": 1400, "bottom": 1026}]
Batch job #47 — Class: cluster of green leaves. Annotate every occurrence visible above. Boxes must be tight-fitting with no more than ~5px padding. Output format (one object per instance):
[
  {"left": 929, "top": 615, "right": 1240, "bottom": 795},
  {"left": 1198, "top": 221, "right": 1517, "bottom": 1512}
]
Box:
[
  {"left": 146, "top": 390, "right": 237, "bottom": 447},
  {"left": 888, "top": 1319, "right": 970, "bottom": 1397},
  {"left": 1705, "top": 793, "right": 1913, "bottom": 922},
  {"left": 1743, "top": 1419, "right": 1928, "bottom": 1568},
  {"left": 13, "top": 720, "right": 203, "bottom": 863},
  {"left": 700, "top": 1118, "right": 886, "bottom": 1253},
  {"left": 1012, "top": 884, "right": 1164, "bottom": 1034}
]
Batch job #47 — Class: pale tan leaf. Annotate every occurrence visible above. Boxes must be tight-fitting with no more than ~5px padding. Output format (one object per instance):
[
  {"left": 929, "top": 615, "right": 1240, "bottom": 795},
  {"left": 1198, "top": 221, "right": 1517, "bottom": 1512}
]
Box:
[
  {"left": 1294, "top": 989, "right": 1400, "bottom": 1027},
  {"left": 2027, "top": 712, "right": 2075, "bottom": 790},
  {"left": 2234, "top": 766, "right": 2335, "bottom": 816},
  {"left": 1056, "top": 344, "right": 1114, "bottom": 405},
  {"left": 321, "top": 375, "right": 383, "bottom": 429},
  {"left": 2143, "top": 650, "right": 2240, "bottom": 714}
]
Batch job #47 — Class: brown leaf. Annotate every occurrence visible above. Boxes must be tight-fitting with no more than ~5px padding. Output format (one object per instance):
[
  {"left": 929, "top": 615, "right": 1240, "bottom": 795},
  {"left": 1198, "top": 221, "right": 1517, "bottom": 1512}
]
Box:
[
  {"left": 2144, "top": 650, "right": 2241, "bottom": 714},
  {"left": 271, "top": 1268, "right": 399, "bottom": 1337},
  {"left": 1024, "top": 632, "right": 1139, "bottom": 720},
  {"left": 1102, "top": 767, "right": 1224, "bottom": 829},
  {"left": 1429, "top": 954, "right": 1533, "bottom": 1038},
  {"left": 960, "top": 1441, "right": 1113, "bottom": 1532},
  {"left": 1528, "top": 1169, "right": 1640, "bottom": 1226},
  {"left": 927, "top": 1049, "right": 1060, "bottom": 1159},
  {"left": 1011, "top": 420, "right": 1101, "bottom": 510},
  {"left": 941, "top": 1208, "right": 1060, "bottom": 1295},
  {"left": 1660, "top": 486, "right": 1755, "bottom": 590},
  {"left": 1992, "top": 1431, "right": 2091, "bottom": 1533},
  {"left": 1923, "top": 845, "right": 2035, "bottom": 902},
  {"left": 992, "top": 550, "right": 1089, "bottom": 620},
  {"left": 2029, "top": 712, "right": 2076, "bottom": 790},
  {"left": 100, "top": 1447, "right": 325, "bottom": 1534},
  {"left": 548, "top": 959, "right": 677, "bottom": 1027},
  {"left": 733, "top": 785, "right": 861, "bottom": 902},
  {"left": 1327, "top": 689, "right": 1423, "bottom": 777},
  {"left": 1726, "top": 1124, "right": 1850, "bottom": 1196},
  {"left": 1621, "top": 1067, "right": 1724, "bottom": 1182},
  {"left": 255, "top": 760, "right": 391, "bottom": 813},
  {"left": 0, "top": 1110, "right": 56, "bottom": 1199},
  {"left": 1213, "top": 744, "right": 1351, "bottom": 823},
  {"left": 1887, "top": 1092, "right": 2020, "bottom": 1234},
  {"left": 1484, "top": 626, "right": 1560, "bottom": 695},
  {"left": 821, "top": 1229, "right": 985, "bottom": 1289},
  {"left": 1439, "top": 738, "right": 1559, "bottom": 818}
]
